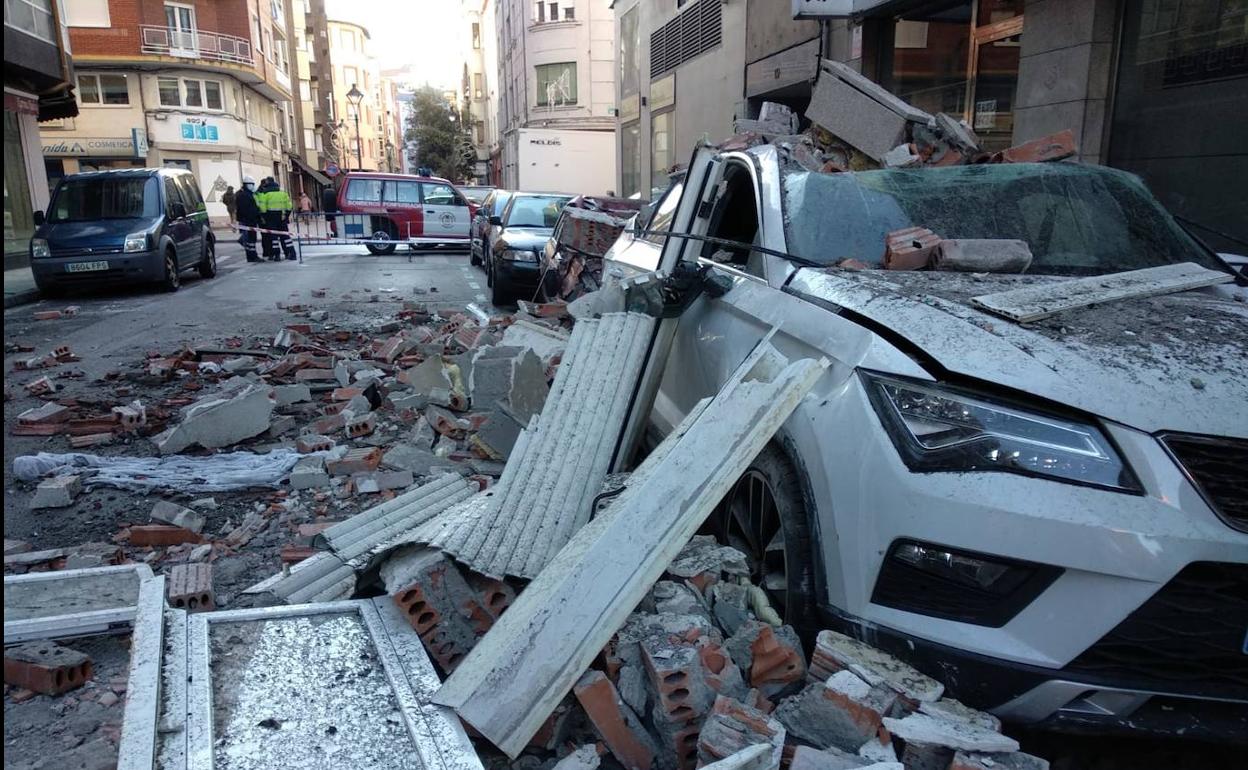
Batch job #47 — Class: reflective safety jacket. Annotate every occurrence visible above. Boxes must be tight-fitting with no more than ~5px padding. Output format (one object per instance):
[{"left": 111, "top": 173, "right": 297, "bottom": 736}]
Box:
[{"left": 257, "top": 188, "right": 293, "bottom": 214}]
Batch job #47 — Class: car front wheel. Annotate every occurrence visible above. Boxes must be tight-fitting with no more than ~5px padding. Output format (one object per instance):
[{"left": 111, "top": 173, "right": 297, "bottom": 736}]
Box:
[
  {"left": 161, "top": 250, "right": 181, "bottom": 292},
  {"left": 711, "top": 442, "right": 815, "bottom": 632},
  {"left": 198, "top": 239, "right": 217, "bottom": 278},
  {"left": 365, "top": 228, "right": 397, "bottom": 255}
]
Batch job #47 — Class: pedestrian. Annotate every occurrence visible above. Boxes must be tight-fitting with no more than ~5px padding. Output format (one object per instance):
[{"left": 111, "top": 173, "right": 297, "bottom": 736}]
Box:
[
  {"left": 256, "top": 177, "right": 297, "bottom": 261},
  {"left": 235, "top": 176, "right": 261, "bottom": 263},
  {"left": 222, "top": 185, "right": 237, "bottom": 225}
]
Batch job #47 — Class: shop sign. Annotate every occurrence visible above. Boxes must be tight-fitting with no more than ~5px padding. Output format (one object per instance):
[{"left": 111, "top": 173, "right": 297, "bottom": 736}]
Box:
[
  {"left": 131, "top": 128, "right": 149, "bottom": 157},
  {"left": 180, "top": 117, "right": 220, "bottom": 143},
  {"left": 42, "top": 137, "right": 143, "bottom": 157}
]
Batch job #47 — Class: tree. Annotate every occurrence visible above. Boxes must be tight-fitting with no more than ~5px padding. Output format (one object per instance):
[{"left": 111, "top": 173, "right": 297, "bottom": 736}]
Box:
[{"left": 404, "top": 85, "right": 475, "bottom": 181}]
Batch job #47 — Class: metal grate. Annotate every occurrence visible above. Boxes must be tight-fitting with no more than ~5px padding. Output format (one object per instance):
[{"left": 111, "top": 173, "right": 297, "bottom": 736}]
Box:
[
  {"left": 1163, "top": 433, "right": 1248, "bottom": 533},
  {"left": 649, "top": 0, "right": 723, "bottom": 79},
  {"left": 1066, "top": 562, "right": 1248, "bottom": 699}
]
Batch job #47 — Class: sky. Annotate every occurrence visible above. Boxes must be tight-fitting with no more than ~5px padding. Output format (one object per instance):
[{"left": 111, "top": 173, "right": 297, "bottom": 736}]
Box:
[{"left": 325, "top": 0, "right": 466, "bottom": 90}]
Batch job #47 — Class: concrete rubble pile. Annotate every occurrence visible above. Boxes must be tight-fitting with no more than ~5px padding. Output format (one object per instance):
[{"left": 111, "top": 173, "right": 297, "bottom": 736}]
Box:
[
  {"left": 543, "top": 196, "right": 646, "bottom": 303},
  {"left": 729, "top": 60, "right": 1077, "bottom": 174}
]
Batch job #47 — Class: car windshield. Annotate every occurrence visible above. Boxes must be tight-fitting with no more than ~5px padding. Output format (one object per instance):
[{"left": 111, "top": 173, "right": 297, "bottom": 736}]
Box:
[
  {"left": 781, "top": 163, "right": 1222, "bottom": 276},
  {"left": 461, "top": 187, "right": 493, "bottom": 205},
  {"left": 50, "top": 176, "right": 160, "bottom": 222},
  {"left": 506, "top": 196, "right": 570, "bottom": 228}
]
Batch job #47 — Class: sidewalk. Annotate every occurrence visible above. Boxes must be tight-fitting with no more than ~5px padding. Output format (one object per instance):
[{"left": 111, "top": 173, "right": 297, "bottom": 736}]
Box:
[{"left": 3, "top": 266, "right": 40, "bottom": 309}]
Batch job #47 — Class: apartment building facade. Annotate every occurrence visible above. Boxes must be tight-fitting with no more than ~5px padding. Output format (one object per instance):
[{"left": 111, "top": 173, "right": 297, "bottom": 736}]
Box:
[
  {"left": 462, "top": 0, "right": 490, "bottom": 183},
  {"left": 494, "top": 0, "right": 616, "bottom": 191},
  {"left": 41, "top": 0, "right": 294, "bottom": 225},
  {"left": 615, "top": 0, "right": 1246, "bottom": 251},
  {"left": 284, "top": 0, "right": 331, "bottom": 198},
  {"left": 325, "top": 18, "right": 394, "bottom": 172},
  {"left": 5, "top": 0, "right": 77, "bottom": 266}
]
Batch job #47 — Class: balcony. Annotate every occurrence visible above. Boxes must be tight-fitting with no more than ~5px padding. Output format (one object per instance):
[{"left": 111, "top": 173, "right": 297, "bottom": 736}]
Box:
[{"left": 139, "top": 25, "right": 253, "bottom": 66}]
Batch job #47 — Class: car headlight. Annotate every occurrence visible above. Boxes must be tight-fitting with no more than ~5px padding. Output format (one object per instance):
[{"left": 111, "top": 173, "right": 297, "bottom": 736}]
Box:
[
  {"left": 862, "top": 372, "right": 1141, "bottom": 493},
  {"left": 123, "top": 232, "right": 148, "bottom": 253},
  {"left": 499, "top": 248, "right": 537, "bottom": 262},
  {"left": 31, "top": 238, "right": 50, "bottom": 258}
]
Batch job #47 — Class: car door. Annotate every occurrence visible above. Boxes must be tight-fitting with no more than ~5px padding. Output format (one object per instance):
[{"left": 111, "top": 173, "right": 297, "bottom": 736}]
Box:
[
  {"left": 163, "top": 176, "right": 193, "bottom": 266},
  {"left": 381, "top": 179, "right": 422, "bottom": 239},
  {"left": 474, "top": 191, "right": 496, "bottom": 245},
  {"left": 421, "top": 181, "right": 471, "bottom": 241},
  {"left": 176, "top": 174, "right": 208, "bottom": 257}
]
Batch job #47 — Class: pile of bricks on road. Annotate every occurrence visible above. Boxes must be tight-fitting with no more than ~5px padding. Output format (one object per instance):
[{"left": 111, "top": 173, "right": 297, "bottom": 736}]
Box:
[
  {"left": 725, "top": 60, "right": 1077, "bottom": 177},
  {"left": 5, "top": 292, "right": 574, "bottom": 603},
  {"left": 390, "top": 536, "right": 1049, "bottom": 770}
]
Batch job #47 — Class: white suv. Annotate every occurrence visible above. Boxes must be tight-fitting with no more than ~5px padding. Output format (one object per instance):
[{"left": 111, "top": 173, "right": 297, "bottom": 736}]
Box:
[{"left": 608, "top": 144, "right": 1248, "bottom": 740}]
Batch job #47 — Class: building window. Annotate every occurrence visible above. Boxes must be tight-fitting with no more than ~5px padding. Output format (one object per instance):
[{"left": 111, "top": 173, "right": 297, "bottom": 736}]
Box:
[
  {"left": 620, "top": 6, "right": 639, "bottom": 96},
  {"left": 564, "top": 6, "right": 574, "bottom": 21},
  {"left": 78, "top": 74, "right": 130, "bottom": 106},
  {"left": 339, "top": 28, "right": 354, "bottom": 51},
  {"left": 621, "top": 121, "right": 641, "bottom": 198},
  {"left": 157, "top": 77, "right": 225, "bottom": 110},
  {"left": 651, "top": 111, "right": 673, "bottom": 188},
  {"left": 535, "top": 62, "right": 576, "bottom": 106},
  {"left": 343, "top": 66, "right": 358, "bottom": 88},
  {"left": 6, "top": 0, "right": 55, "bottom": 42},
  {"left": 474, "top": 73, "right": 484, "bottom": 99},
  {"left": 472, "top": 22, "right": 481, "bottom": 49},
  {"left": 274, "top": 29, "right": 289, "bottom": 73}
]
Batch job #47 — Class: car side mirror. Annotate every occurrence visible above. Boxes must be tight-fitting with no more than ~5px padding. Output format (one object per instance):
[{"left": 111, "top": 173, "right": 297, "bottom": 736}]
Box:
[
  {"left": 489, "top": 215, "right": 502, "bottom": 226},
  {"left": 32, "top": 210, "right": 45, "bottom": 226},
  {"left": 171, "top": 202, "right": 187, "bottom": 219}
]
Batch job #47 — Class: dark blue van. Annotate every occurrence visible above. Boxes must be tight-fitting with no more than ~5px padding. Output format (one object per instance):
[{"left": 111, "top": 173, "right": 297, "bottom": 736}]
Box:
[{"left": 30, "top": 167, "right": 216, "bottom": 294}]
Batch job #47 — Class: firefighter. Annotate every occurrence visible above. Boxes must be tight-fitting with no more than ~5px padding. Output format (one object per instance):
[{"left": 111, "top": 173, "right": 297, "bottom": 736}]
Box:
[
  {"left": 235, "top": 176, "right": 261, "bottom": 263},
  {"left": 256, "top": 177, "right": 297, "bottom": 261}
]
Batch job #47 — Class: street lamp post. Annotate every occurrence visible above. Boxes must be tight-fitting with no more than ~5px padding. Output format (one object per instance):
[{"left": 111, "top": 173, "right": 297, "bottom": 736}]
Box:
[{"left": 346, "top": 84, "right": 364, "bottom": 171}]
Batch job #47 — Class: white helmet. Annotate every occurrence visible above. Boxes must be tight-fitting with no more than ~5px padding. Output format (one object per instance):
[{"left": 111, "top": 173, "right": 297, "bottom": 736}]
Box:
[{"left": 242, "top": 175, "right": 256, "bottom": 187}]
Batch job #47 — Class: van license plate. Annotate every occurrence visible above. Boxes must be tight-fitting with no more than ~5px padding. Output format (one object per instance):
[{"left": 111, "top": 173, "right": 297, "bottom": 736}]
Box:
[{"left": 66, "top": 261, "right": 110, "bottom": 273}]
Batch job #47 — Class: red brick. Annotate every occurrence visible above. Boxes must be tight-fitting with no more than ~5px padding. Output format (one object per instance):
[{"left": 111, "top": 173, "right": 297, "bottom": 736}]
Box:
[
  {"left": 128, "top": 524, "right": 202, "bottom": 547},
  {"left": 392, "top": 554, "right": 496, "bottom": 673},
  {"left": 167, "top": 563, "right": 214, "bottom": 612},
  {"left": 884, "top": 226, "right": 941, "bottom": 270},
  {"left": 69, "top": 433, "right": 115, "bottom": 448},
  {"left": 280, "top": 545, "right": 319, "bottom": 565},
  {"left": 748, "top": 625, "right": 806, "bottom": 694},
  {"left": 331, "top": 387, "right": 363, "bottom": 401},
  {"left": 65, "top": 418, "right": 121, "bottom": 436},
  {"left": 574, "top": 670, "right": 656, "bottom": 770},
  {"left": 345, "top": 413, "right": 376, "bottom": 438},
  {"left": 33, "top": 310, "right": 63, "bottom": 321},
  {"left": 295, "top": 434, "right": 335, "bottom": 453},
  {"left": 326, "top": 447, "right": 382, "bottom": 475},
  {"left": 998, "top": 129, "right": 1077, "bottom": 164},
  {"left": 698, "top": 696, "right": 783, "bottom": 768},
  {"left": 4, "top": 642, "right": 92, "bottom": 695},
  {"left": 23, "top": 377, "right": 55, "bottom": 395}
]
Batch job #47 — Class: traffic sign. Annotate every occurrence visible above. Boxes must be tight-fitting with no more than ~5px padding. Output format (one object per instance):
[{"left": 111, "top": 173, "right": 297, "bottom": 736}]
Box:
[{"left": 326, "top": 162, "right": 340, "bottom": 177}]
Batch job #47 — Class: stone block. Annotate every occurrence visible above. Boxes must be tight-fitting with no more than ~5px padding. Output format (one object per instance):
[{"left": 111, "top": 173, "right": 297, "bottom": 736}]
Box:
[
  {"left": 382, "top": 443, "right": 439, "bottom": 475},
  {"left": 273, "top": 384, "right": 312, "bottom": 406},
  {"left": 775, "top": 672, "right": 897, "bottom": 753},
  {"left": 810, "top": 630, "right": 943, "bottom": 705},
  {"left": 152, "top": 381, "right": 274, "bottom": 454},
  {"left": 289, "top": 455, "right": 330, "bottom": 489},
  {"left": 167, "top": 562, "right": 215, "bottom": 612},
  {"left": 150, "top": 500, "right": 206, "bottom": 534},
  {"left": 574, "top": 670, "right": 659, "bottom": 770},
  {"left": 30, "top": 474, "right": 83, "bottom": 509},
  {"left": 4, "top": 642, "right": 92, "bottom": 695}
]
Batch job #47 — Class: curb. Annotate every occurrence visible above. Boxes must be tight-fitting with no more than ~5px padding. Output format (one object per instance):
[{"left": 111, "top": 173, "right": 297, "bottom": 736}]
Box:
[{"left": 4, "top": 288, "right": 41, "bottom": 309}]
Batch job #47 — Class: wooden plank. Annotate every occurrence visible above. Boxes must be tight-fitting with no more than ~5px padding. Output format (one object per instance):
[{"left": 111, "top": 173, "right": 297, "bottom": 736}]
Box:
[
  {"left": 117, "top": 576, "right": 167, "bottom": 770},
  {"left": 970, "top": 262, "right": 1233, "bottom": 323},
  {"left": 434, "top": 344, "right": 828, "bottom": 757},
  {"left": 746, "top": 37, "right": 821, "bottom": 98}
]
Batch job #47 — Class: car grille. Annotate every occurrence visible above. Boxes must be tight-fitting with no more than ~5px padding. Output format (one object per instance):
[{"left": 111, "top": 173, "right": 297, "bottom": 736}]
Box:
[
  {"left": 1065, "top": 562, "right": 1248, "bottom": 699},
  {"left": 1163, "top": 434, "right": 1248, "bottom": 533}
]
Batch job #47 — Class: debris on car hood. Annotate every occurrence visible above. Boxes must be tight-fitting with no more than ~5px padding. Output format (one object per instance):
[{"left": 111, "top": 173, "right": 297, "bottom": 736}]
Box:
[{"left": 787, "top": 267, "right": 1248, "bottom": 437}]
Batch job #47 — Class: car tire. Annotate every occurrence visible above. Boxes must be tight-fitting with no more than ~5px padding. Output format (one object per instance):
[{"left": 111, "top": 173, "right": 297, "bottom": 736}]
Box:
[
  {"left": 161, "top": 249, "right": 181, "bottom": 292},
  {"left": 711, "top": 442, "right": 816, "bottom": 633},
  {"left": 365, "top": 227, "right": 397, "bottom": 255},
  {"left": 490, "top": 266, "right": 513, "bottom": 306},
  {"left": 485, "top": 249, "right": 494, "bottom": 287},
  {"left": 197, "top": 239, "right": 217, "bottom": 279}
]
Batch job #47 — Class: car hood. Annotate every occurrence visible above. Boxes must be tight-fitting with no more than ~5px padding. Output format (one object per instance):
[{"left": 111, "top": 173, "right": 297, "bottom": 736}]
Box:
[
  {"left": 788, "top": 268, "right": 1248, "bottom": 438},
  {"left": 497, "top": 228, "right": 552, "bottom": 251},
  {"left": 42, "top": 218, "right": 151, "bottom": 251}
]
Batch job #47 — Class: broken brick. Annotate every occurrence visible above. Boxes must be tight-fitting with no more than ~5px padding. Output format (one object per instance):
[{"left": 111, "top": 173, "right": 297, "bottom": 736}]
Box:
[
  {"left": 23, "top": 377, "right": 56, "bottom": 396},
  {"left": 883, "top": 226, "right": 941, "bottom": 271},
  {"left": 344, "top": 412, "right": 377, "bottom": 438},
  {"left": 326, "top": 446, "right": 382, "bottom": 476},
  {"left": 331, "top": 387, "right": 363, "bottom": 401},
  {"left": 69, "top": 433, "right": 114, "bottom": 448},
  {"left": 4, "top": 642, "right": 92, "bottom": 695},
  {"left": 128, "top": 524, "right": 202, "bottom": 547},
  {"left": 32, "top": 310, "right": 63, "bottom": 321},
  {"left": 167, "top": 563, "right": 214, "bottom": 612},
  {"left": 697, "top": 695, "right": 785, "bottom": 769},
  {"left": 280, "top": 545, "right": 320, "bottom": 565},
  {"left": 997, "top": 129, "right": 1077, "bottom": 164},
  {"left": 775, "top": 671, "right": 897, "bottom": 753},
  {"left": 17, "top": 402, "right": 72, "bottom": 425},
  {"left": 388, "top": 549, "right": 496, "bottom": 673},
  {"left": 296, "top": 434, "right": 335, "bottom": 454},
  {"left": 574, "top": 670, "right": 658, "bottom": 770}
]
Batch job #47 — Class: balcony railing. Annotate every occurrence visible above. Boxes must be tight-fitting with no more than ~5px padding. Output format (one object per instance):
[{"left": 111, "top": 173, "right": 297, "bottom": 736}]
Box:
[{"left": 140, "top": 25, "right": 254, "bottom": 65}]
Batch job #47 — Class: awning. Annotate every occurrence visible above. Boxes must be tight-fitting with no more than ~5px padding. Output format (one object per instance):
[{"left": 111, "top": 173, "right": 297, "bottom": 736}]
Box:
[{"left": 288, "top": 153, "right": 331, "bottom": 186}]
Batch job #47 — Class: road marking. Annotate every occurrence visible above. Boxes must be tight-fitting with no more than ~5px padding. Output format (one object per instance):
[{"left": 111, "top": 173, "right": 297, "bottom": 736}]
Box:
[{"left": 468, "top": 282, "right": 480, "bottom": 290}]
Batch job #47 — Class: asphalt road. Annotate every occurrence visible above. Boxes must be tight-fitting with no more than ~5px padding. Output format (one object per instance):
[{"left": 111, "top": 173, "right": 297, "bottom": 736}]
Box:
[{"left": 2, "top": 238, "right": 489, "bottom": 546}]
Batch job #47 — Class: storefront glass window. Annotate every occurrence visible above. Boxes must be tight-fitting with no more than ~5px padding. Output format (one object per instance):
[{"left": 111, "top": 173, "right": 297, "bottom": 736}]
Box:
[
  {"left": 888, "top": 4, "right": 972, "bottom": 116},
  {"left": 4, "top": 112, "right": 36, "bottom": 260},
  {"left": 621, "top": 121, "right": 641, "bottom": 198},
  {"left": 651, "top": 111, "right": 673, "bottom": 189}
]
